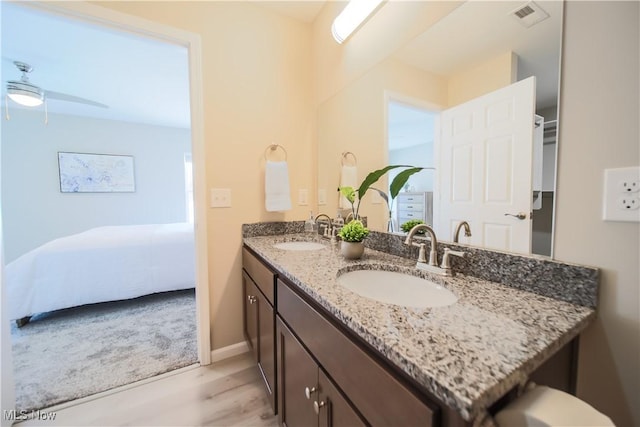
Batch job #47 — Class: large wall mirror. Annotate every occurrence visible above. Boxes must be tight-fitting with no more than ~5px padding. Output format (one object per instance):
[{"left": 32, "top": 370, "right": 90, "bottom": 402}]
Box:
[{"left": 317, "top": 0, "right": 562, "bottom": 258}]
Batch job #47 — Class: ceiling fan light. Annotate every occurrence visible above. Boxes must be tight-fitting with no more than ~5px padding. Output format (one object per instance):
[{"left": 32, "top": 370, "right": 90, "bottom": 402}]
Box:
[
  {"left": 7, "top": 82, "right": 44, "bottom": 107},
  {"left": 332, "top": 0, "right": 385, "bottom": 44}
]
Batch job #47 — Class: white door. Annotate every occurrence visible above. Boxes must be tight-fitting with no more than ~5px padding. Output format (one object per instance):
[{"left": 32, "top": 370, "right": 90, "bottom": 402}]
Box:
[{"left": 435, "top": 77, "right": 536, "bottom": 253}]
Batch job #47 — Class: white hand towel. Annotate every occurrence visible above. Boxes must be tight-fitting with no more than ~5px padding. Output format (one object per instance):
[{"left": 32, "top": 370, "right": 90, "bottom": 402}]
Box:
[
  {"left": 339, "top": 165, "right": 358, "bottom": 209},
  {"left": 265, "top": 161, "right": 292, "bottom": 212}
]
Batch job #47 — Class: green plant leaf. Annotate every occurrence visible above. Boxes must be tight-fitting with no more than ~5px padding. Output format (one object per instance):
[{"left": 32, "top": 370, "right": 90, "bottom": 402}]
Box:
[
  {"left": 337, "top": 186, "right": 356, "bottom": 203},
  {"left": 389, "top": 167, "right": 424, "bottom": 200},
  {"left": 400, "top": 219, "right": 425, "bottom": 233},
  {"left": 337, "top": 219, "right": 369, "bottom": 242},
  {"left": 357, "top": 165, "right": 411, "bottom": 202}
]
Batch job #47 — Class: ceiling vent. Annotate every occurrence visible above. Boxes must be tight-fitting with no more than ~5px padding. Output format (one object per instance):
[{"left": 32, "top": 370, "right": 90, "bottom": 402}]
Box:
[{"left": 510, "top": 1, "right": 550, "bottom": 28}]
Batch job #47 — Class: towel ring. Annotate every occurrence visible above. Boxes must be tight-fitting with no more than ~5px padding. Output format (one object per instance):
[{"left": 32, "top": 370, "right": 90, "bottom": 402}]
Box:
[
  {"left": 341, "top": 151, "right": 357, "bottom": 166},
  {"left": 264, "top": 144, "right": 287, "bottom": 161}
]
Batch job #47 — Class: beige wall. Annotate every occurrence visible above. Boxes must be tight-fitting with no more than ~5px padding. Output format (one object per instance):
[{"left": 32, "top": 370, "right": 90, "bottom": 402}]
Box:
[
  {"left": 555, "top": 2, "right": 639, "bottom": 425},
  {"left": 94, "top": 1, "right": 315, "bottom": 350},
  {"left": 447, "top": 51, "right": 517, "bottom": 107}
]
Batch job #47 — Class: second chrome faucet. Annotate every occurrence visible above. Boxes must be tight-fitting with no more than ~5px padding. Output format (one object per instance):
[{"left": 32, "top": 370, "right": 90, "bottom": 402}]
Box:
[{"left": 404, "top": 224, "right": 466, "bottom": 276}]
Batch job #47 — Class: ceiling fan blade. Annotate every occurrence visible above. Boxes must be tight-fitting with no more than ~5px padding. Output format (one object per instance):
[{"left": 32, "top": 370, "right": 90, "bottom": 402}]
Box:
[{"left": 45, "top": 90, "right": 108, "bottom": 109}]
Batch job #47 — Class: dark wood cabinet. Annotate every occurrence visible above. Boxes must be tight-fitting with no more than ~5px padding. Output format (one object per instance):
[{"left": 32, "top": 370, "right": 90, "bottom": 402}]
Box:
[
  {"left": 277, "top": 278, "right": 436, "bottom": 426},
  {"left": 243, "top": 272, "right": 259, "bottom": 360},
  {"left": 242, "top": 248, "right": 276, "bottom": 411},
  {"left": 317, "top": 369, "right": 367, "bottom": 427},
  {"left": 277, "top": 317, "right": 366, "bottom": 427},
  {"left": 242, "top": 245, "right": 577, "bottom": 427}
]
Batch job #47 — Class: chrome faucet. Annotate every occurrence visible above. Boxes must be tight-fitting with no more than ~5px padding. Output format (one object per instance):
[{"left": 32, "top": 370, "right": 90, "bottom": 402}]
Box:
[
  {"left": 453, "top": 221, "right": 472, "bottom": 243},
  {"left": 404, "top": 224, "right": 466, "bottom": 276},
  {"left": 314, "top": 213, "right": 333, "bottom": 239},
  {"left": 404, "top": 224, "right": 439, "bottom": 267}
]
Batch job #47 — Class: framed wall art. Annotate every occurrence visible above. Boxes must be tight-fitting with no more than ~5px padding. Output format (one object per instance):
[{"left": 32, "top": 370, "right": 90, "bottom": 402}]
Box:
[{"left": 58, "top": 152, "right": 136, "bottom": 193}]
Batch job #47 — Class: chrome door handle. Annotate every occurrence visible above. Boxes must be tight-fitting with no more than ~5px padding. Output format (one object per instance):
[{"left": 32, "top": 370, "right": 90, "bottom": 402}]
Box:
[
  {"left": 313, "top": 400, "right": 325, "bottom": 414},
  {"left": 504, "top": 212, "right": 527, "bottom": 220},
  {"left": 247, "top": 295, "right": 257, "bottom": 304},
  {"left": 304, "top": 386, "right": 316, "bottom": 399}
]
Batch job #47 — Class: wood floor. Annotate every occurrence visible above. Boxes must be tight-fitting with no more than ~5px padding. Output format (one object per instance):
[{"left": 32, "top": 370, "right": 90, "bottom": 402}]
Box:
[{"left": 17, "top": 353, "right": 278, "bottom": 427}]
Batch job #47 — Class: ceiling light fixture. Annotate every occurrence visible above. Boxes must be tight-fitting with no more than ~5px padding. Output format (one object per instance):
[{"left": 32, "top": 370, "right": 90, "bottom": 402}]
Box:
[
  {"left": 332, "top": 0, "right": 385, "bottom": 44},
  {"left": 7, "top": 80, "right": 44, "bottom": 107}
]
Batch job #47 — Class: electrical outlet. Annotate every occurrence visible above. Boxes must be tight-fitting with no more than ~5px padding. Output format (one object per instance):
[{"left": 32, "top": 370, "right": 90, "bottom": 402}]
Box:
[
  {"left": 603, "top": 167, "right": 640, "bottom": 222},
  {"left": 210, "top": 188, "right": 231, "bottom": 208},
  {"left": 620, "top": 180, "right": 640, "bottom": 193},
  {"left": 298, "top": 189, "right": 309, "bottom": 206},
  {"left": 618, "top": 197, "right": 640, "bottom": 210}
]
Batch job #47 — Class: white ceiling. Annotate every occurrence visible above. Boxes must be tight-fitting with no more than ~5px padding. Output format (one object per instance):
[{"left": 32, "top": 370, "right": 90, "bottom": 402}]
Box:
[
  {"left": 1, "top": 2, "right": 191, "bottom": 129},
  {"left": 393, "top": 0, "right": 562, "bottom": 110},
  {"left": 1, "top": 1, "right": 561, "bottom": 132}
]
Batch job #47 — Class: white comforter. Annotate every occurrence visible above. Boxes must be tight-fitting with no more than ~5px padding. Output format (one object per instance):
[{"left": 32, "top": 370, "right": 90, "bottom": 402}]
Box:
[{"left": 5, "top": 223, "right": 195, "bottom": 320}]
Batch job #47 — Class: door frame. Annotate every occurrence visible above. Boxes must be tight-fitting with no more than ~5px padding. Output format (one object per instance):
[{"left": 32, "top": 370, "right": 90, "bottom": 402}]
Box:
[
  {"left": 383, "top": 91, "right": 444, "bottom": 226},
  {"left": 1, "top": 1, "right": 211, "bottom": 363}
]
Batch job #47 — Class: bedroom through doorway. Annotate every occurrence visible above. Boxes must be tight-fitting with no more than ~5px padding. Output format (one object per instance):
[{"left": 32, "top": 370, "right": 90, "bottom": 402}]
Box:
[{"left": 0, "top": 2, "right": 208, "bottom": 414}]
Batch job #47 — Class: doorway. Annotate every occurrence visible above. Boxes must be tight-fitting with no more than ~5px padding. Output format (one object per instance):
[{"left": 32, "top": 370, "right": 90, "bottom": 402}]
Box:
[
  {"left": 0, "top": 0, "right": 209, "bottom": 415},
  {"left": 386, "top": 98, "right": 439, "bottom": 233}
]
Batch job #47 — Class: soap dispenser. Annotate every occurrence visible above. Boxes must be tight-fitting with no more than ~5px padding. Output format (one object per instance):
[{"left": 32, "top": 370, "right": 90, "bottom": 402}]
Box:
[{"left": 304, "top": 211, "right": 316, "bottom": 233}]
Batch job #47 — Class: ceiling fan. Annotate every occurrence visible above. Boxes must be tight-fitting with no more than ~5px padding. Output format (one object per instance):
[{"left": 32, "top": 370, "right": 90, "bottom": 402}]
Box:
[{"left": 6, "top": 60, "right": 108, "bottom": 109}]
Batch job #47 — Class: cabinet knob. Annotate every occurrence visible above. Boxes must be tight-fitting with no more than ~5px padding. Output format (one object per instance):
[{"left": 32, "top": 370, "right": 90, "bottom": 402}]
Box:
[
  {"left": 313, "top": 400, "right": 325, "bottom": 415},
  {"left": 304, "top": 386, "right": 317, "bottom": 399},
  {"left": 247, "top": 295, "right": 257, "bottom": 304}
]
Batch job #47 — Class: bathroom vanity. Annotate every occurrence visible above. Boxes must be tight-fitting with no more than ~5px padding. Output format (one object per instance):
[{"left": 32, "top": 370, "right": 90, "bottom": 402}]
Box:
[{"left": 242, "top": 224, "right": 597, "bottom": 426}]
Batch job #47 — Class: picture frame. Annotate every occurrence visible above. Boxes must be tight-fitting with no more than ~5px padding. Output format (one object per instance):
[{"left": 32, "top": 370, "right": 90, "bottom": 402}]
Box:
[{"left": 58, "top": 152, "right": 135, "bottom": 193}]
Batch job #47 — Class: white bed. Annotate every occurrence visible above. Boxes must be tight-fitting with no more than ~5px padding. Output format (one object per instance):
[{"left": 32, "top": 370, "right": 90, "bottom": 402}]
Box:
[{"left": 5, "top": 223, "right": 195, "bottom": 321}]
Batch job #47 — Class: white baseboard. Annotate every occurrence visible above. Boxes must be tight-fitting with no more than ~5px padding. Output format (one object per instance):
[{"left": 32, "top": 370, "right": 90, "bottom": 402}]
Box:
[{"left": 210, "top": 341, "right": 249, "bottom": 363}]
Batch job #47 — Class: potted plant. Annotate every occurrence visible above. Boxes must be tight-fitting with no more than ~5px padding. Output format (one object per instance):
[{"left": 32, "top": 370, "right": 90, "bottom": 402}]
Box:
[
  {"left": 338, "top": 164, "right": 429, "bottom": 232},
  {"left": 338, "top": 220, "right": 369, "bottom": 259},
  {"left": 400, "top": 219, "right": 426, "bottom": 234}
]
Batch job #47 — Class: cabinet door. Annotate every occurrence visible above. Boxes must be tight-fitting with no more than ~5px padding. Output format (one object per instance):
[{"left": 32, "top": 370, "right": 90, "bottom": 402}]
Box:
[
  {"left": 257, "top": 291, "right": 276, "bottom": 409},
  {"left": 277, "top": 317, "right": 318, "bottom": 427},
  {"left": 317, "top": 369, "right": 367, "bottom": 427},
  {"left": 242, "top": 271, "right": 258, "bottom": 362}
]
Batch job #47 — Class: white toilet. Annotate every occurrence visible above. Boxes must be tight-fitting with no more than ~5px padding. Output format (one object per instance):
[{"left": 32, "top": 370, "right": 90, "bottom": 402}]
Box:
[{"left": 495, "top": 385, "right": 615, "bottom": 427}]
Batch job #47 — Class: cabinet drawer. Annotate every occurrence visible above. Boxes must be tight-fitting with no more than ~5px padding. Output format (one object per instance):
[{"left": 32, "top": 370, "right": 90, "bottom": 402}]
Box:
[
  {"left": 398, "top": 202, "right": 425, "bottom": 211},
  {"left": 278, "top": 279, "right": 436, "bottom": 426},
  {"left": 242, "top": 247, "right": 275, "bottom": 305},
  {"left": 398, "top": 194, "right": 424, "bottom": 203},
  {"left": 399, "top": 212, "right": 425, "bottom": 222}
]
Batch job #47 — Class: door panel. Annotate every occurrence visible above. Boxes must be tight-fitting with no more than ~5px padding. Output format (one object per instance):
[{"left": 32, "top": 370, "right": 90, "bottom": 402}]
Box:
[
  {"left": 277, "top": 317, "right": 318, "bottom": 427},
  {"left": 318, "top": 369, "right": 367, "bottom": 427},
  {"left": 437, "top": 77, "right": 536, "bottom": 253},
  {"left": 258, "top": 291, "right": 275, "bottom": 406},
  {"left": 242, "top": 272, "right": 258, "bottom": 362}
]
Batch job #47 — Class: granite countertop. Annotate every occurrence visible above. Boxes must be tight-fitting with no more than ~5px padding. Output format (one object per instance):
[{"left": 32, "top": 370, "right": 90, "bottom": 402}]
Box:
[{"left": 243, "top": 233, "right": 596, "bottom": 422}]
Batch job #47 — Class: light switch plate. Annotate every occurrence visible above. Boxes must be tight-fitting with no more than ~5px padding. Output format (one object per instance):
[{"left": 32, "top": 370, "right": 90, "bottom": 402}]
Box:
[
  {"left": 211, "top": 188, "right": 231, "bottom": 208},
  {"left": 603, "top": 167, "right": 640, "bottom": 222},
  {"left": 318, "top": 189, "right": 327, "bottom": 206},
  {"left": 298, "top": 189, "right": 309, "bottom": 206}
]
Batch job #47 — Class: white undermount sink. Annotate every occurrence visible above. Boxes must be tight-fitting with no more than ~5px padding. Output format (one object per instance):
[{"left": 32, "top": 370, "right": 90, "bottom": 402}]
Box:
[
  {"left": 337, "top": 269, "right": 458, "bottom": 308},
  {"left": 273, "top": 241, "right": 325, "bottom": 251}
]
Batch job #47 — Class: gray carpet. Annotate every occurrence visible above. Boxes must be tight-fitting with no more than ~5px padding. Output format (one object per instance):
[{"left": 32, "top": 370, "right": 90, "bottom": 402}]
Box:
[{"left": 11, "top": 289, "right": 197, "bottom": 412}]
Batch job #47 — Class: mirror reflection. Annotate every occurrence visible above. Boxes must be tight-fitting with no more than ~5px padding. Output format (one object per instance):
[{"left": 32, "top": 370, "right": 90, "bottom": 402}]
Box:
[{"left": 317, "top": 0, "right": 562, "bottom": 257}]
